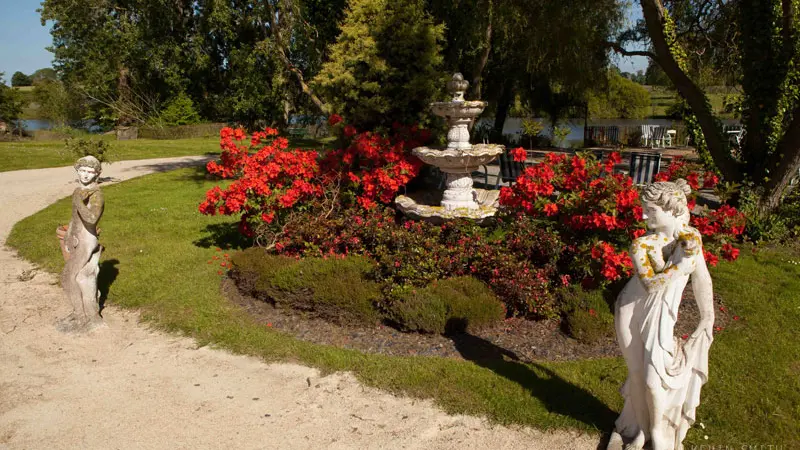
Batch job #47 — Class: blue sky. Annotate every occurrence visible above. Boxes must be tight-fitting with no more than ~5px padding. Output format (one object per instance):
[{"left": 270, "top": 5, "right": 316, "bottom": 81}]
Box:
[
  {"left": 0, "top": 0, "right": 54, "bottom": 80},
  {"left": 0, "top": 0, "right": 648, "bottom": 82}
]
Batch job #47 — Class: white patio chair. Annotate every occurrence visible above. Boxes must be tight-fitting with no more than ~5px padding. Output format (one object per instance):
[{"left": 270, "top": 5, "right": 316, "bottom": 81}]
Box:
[
  {"left": 650, "top": 126, "right": 666, "bottom": 149},
  {"left": 640, "top": 125, "right": 653, "bottom": 148}
]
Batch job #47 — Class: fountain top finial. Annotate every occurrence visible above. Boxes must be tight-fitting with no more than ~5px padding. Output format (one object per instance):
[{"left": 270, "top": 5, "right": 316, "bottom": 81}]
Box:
[{"left": 447, "top": 73, "right": 469, "bottom": 102}]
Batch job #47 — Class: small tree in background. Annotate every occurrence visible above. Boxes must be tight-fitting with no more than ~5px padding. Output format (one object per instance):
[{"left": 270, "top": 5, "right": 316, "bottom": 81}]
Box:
[
  {"left": 587, "top": 71, "right": 651, "bottom": 119},
  {"left": 0, "top": 73, "right": 24, "bottom": 127},
  {"left": 11, "top": 72, "right": 33, "bottom": 87},
  {"left": 33, "top": 79, "right": 85, "bottom": 127},
  {"left": 155, "top": 92, "right": 201, "bottom": 127},
  {"left": 313, "top": 0, "right": 446, "bottom": 130}
]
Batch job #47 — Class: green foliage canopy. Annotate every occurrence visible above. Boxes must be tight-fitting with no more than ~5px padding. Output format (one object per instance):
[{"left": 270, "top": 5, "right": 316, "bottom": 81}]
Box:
[
  {"left": 0, "top": 73, "right": 24, "bottom": 124},
  {"left": 587, "top": 71, "right": 651, "bottom": 119},
  {"left": 313, "top": 0, "right": 446, "bottom": 130}
]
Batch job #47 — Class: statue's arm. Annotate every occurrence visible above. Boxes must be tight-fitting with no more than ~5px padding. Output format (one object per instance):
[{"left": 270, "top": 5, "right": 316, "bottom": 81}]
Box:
[
  {"left": 74, "top": 190, "right": 104, "bottom": 225},
  {"left": 690, "top": 252, "right": 715, "bottom": 339},
  {"left": 630, "top": 240, "right": 695, "bottom": 293}
]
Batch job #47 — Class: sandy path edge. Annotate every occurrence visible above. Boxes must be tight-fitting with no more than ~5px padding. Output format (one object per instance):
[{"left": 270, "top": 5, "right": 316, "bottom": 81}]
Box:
[{"left": 0, "top": 157, "right": 602, "bottom": 449}]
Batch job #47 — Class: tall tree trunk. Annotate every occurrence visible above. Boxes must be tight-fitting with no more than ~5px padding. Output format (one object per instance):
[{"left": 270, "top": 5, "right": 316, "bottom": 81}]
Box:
[
  {"left": 639, "top": 0, "right": 741, "bottom": 182},
  {"left": 470, "top": 1, "right": 493, "bottom": 100},
  {"left": 761, "top": 107, "right": 800, "bottom": 210},
  {"left": 117, "top": 66, "right": 132, "bottom": 126},
  {"left": 493, "top": 78, "right": 514, "bottom": 141}
]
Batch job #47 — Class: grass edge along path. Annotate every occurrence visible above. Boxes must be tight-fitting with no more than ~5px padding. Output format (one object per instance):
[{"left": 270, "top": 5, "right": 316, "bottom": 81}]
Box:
[
  {"left": 7, "top": 168, "right": 799, "bottom": 447},
  {"left": 0, "top": 136, "right": 334, "bottom": 172}
]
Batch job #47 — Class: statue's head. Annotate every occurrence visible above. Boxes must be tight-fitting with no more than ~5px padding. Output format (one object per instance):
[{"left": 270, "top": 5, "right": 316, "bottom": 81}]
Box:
[
  {"left": 74, "top": 156, "right": 102, "bottom": 186},
  {"left": 641, "top": 179, "right": 692, "bottom": 232}
]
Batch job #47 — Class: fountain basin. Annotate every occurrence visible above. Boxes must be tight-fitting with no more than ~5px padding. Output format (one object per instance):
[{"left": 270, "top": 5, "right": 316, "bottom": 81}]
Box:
[
  {"left": 412, "top": 144, "right": 504, "bottom": 172},
  {"left": 430, "top": 101, "right": 487, "bottom": 119}
]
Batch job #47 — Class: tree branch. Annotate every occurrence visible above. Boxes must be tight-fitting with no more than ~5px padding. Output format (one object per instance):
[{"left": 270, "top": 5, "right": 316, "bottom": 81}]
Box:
[
  {"left": 264, "top": 1, "right": 328, "bottom": 113},
  {"left": 639, "top": 0, "right": 741, "bottom": 182},
  {"left": 606, "top": 41, "right": 656, "bottom": 58}
]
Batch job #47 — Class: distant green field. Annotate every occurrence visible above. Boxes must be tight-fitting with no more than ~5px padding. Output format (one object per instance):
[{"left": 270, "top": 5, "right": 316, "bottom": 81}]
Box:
[
  {"left": 647, "top": 86, "right": 738, "bottom": 119},
  {"left": 0, "top": 135, "right": 335, "bottom": 172},
  {"left": 0, "top": 137, "right": 221, "bottom": 172}
]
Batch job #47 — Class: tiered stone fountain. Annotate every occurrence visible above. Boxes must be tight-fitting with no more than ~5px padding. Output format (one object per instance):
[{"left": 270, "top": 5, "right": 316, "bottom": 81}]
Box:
[{"left": 396, "top": 74, "right": 504, "bottom": 222}]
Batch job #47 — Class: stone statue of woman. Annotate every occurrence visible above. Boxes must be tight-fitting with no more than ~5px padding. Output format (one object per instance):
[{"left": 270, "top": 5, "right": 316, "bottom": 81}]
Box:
[
  {"left": 608, "top": 179, "right": 714, "bottom": 450},
  {"left": 58, "top": 156, "right": 105, "bottom": 332}
]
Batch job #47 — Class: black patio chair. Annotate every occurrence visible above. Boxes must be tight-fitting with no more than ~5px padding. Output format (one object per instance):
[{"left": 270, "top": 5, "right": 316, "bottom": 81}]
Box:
[{"left": 492, "top": 149, "right": 527, "bottom": 189}]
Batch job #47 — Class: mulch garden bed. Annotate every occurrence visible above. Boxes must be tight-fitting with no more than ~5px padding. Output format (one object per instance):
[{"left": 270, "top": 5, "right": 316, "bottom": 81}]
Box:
[{"left": 223, "top": 278, "right": 735, "bottom": 364}]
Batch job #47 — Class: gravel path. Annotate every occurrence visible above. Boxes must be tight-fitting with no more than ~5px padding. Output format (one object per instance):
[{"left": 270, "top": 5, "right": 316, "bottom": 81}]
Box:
[{"left": 0, "top": 157, "right": 602, "bottom": 449}]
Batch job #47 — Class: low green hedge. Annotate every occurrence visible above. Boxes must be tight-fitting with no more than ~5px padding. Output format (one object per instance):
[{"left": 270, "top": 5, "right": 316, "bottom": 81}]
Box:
[
  {"left": 558, "top": 286, "right": 615, "bottom": 344},
  {"left": 388, "top": 277, "right": 505, "bottom": 334},
  {"left": 231, "top": 248, "right": 382, "bottom": 325},
  {"left": 230, "top": 249, "right": 506, "bottom": 333}
]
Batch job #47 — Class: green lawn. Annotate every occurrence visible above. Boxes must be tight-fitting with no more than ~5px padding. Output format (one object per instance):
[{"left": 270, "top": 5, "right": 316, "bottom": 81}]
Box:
[
  {"left": 7, "top": 168, "right": 799, "bottom": 447},
  {"left": 648, "top": 87, "right": 736, "bottom": 120},
  {"left": 0, "top": 136, "right": 334, "bottom": 172}
]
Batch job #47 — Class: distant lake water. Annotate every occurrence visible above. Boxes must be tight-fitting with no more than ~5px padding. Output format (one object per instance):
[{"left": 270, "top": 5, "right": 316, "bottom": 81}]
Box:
[
  {"left": 15, "top": 119, "right": 101, "bottom": 133},
  {"left": 475, "top": 117, "right": 741, "bottom": 146}
]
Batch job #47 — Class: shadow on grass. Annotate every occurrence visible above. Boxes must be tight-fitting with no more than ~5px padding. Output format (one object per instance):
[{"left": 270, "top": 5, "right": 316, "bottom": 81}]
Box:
[
  {"left": 98, "top": 258, "right": 120, "bottom": 312},
  {"left": 122, "top": 155, "right": 216, "bottom": 176},
  {"left": 448, "top": 328, "right": 616, "bottom": 440},
  {"left": 194, "top": 222, "right": 251, "bottom": 251},
  {"left": 175, "top": 164, "right": 217, "bottom": 185}
]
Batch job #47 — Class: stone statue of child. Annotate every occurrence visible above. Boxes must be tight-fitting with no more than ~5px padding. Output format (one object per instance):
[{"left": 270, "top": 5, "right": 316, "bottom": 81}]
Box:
[
  {"left": 58, "top": 156, "right": 105, "bottom": 332},
  {"left": 608, "top": 179, "right": 714, "bottom": 450}
]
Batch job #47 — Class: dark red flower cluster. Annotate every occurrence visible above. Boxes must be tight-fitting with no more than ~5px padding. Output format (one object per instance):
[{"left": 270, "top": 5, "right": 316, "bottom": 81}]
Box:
[{"left": 273, "top": 208, "right": 563, "bottom": 318}]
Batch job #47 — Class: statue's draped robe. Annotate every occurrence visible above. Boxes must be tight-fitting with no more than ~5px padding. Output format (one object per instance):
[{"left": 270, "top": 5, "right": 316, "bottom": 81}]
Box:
[{"left": 615, "top": 244, "right": 713, "bottom": 447}]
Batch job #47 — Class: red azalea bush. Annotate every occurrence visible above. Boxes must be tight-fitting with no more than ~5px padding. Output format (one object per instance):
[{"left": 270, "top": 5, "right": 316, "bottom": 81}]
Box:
[
  {"left": 499, "top": 150, "right": 640, "bottom": 285},
  {"left": 498, "top": 150, "right": 745, "bottom": 283},
  {"left": 199, "top": 124, "right": 428, "bottom": 243},
  {"left": 201, "top": 126, "right": 746, "bottom": 321},
  {"left": 654, "top": 157, "right": 746, "bottom": 266}
]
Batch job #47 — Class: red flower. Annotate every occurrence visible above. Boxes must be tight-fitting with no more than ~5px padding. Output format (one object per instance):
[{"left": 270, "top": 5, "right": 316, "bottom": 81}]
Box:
[
  {"left": 543, "top": 202, "right": 559, "bottom": 216},
  {"left": 702, "top": 171, "right": 719, "bottom": 188},
  {"left": 328, "top": 114, "right": 343, "bottom": 126},
  {"left": 704, "top": 250, "right": 719, "bottom": 267},
  {"left": 344, "top": 125, "right": 357, "bottom": 138},
  {"left": 721, "top": 243, "right": 740, "bottom": 261},
  {"left": 510, "top": 147, "right": 527, "bottom": 163}
]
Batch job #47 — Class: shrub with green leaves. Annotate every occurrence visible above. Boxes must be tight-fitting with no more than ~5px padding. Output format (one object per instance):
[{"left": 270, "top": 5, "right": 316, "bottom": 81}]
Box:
[
  {"left": 154, "top": 92, "right": 201, "bottom": 127},
  {"left": 312, "top": 0, "right": 445, "bottom": 130},
  {"left": 230, "top": 249, "right": 382, "bottom": 325},
  {"left": 64, "top": 137, "right": 112, "bottom": 164},
  {"left": 388, "top": 277, "right": 505, "bottom": 334},
  {"left": 557, "top": 286, "right": 615, "bottom": 344}
]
